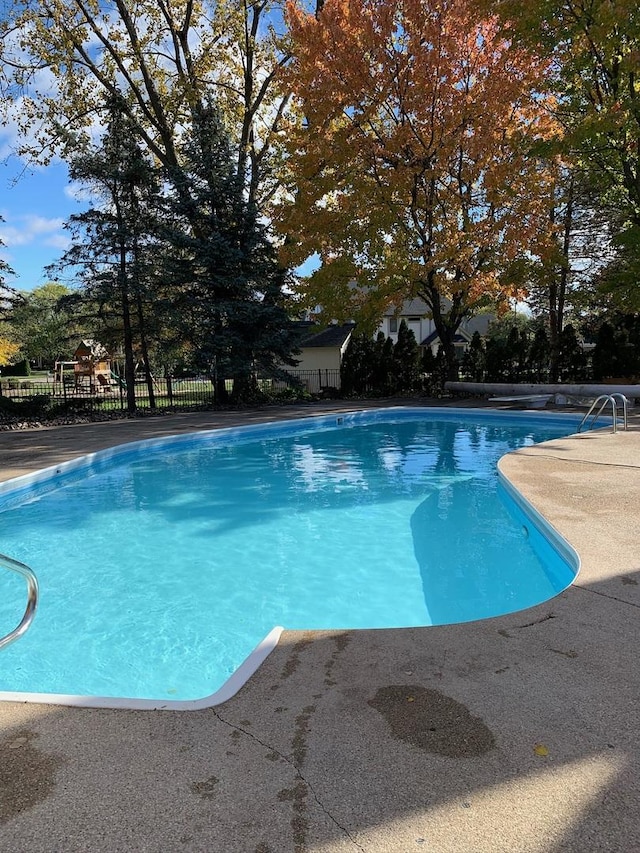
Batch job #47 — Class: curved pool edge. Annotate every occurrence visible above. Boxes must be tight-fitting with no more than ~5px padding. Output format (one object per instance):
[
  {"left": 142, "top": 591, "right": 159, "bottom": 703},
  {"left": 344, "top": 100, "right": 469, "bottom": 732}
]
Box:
[
  {"left": 0, "top": 625, "right": 284, "bottom": 711},
  {"left": 0, "top": 405, "right": 585, "bottom": 503},
  {"left": 0, "top": 405, "right": 587, "bottom": 710},
  {"left": 496, "top": 460, "right": 581, "bottom": 581}
]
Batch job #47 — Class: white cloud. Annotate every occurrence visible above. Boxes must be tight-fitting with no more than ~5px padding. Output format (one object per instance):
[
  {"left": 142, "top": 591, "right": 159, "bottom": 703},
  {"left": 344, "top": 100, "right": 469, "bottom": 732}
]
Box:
[
  {"left": 43, "top": 233, "right": 72, "bottom": 250},
  {"left": 64, "top": 182, "right": 94, "bottom": 203},
  {"left": 0, "top": 214, "right": 66, "bottom": 250}
]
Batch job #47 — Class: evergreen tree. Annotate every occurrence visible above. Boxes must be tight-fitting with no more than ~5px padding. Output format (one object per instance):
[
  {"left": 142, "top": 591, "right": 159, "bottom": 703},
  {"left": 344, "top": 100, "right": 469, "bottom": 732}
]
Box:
[
  {"left": 54, "top": 96, "right": 163, "bottom": 412},
  {"left": 160, "top": 104, "right": 297, "bottom": 401},
  {"left": 371, "top": 332, "right": 394, "bottom": 395},
  {"left": 461, "top": 331, "right": 485, "bottom": 381},
  {"left": 340, "top": 333, "right": 375, "bottom": 395},
  {"left": 558, "top": 324, "right": 587, "bottom": 381},
  {"left": 528, "top": 325, "right": 550, "bottom": 381},
  {"left": 393, "top": 320, "right": 421, "bottom": 392}
]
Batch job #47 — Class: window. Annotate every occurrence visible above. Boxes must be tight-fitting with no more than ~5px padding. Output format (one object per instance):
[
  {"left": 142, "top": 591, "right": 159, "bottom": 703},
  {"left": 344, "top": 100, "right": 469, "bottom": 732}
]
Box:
[{"left": 389, "top": 317, "right": 398, "bottom": 333}]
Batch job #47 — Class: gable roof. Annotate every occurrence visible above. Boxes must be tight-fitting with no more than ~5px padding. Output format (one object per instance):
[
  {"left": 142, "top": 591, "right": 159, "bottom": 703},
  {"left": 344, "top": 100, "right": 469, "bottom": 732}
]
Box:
[
  {"left": 293, "top": 322, "right": 356, "bottom": 349},
  {"left": 383, "top": 298, "right": 430, "bottom": 317},
  {"left": 420, "top": 329, "right": 471, "bottom": 347}
]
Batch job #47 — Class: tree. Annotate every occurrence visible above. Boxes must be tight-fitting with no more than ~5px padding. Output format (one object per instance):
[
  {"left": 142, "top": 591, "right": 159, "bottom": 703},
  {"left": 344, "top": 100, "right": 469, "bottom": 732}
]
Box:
[
  {"left": 496, "top": 0, "right": 640, "bottom": 223},
  {"left": 558, "top": 323, "right": 587, "bottom": 381},
  {"left": 158, "top": 102, "right": 299, "bottom": 400},
  {"left": 340, "top": 332, "right": 375, "bottom": 395},
  {"left": 371, "top": 331, "right": 394, "bottom": 395},
  {"left": 0, "top": 337, "right": 19, "bottom": 367},
  {"left": 494, "top": 0, "right": 640, "bottom": 312},
  {"left": 528, "top": 325, "right": 550, "bottom": 381},
  {"left": 278, "top": 0, "right": 558, "bottom": 379},
  {"left": 0, "top": 219, "right": 14, "bottom": 293},
  {"left": 5, "top": 282, "right": 78, "bottom": 366},
  {"left": 0, "top": 0, "right": 290, "bottom": 211},
  {"left": 460, "top": 331, "right": 486, "bottom": 382},
  {"left": 393, "top": 320, "right": 420, "bottom": 393},
  {"left": 53, "top": 98, "right": 163, "bottom": 412}
]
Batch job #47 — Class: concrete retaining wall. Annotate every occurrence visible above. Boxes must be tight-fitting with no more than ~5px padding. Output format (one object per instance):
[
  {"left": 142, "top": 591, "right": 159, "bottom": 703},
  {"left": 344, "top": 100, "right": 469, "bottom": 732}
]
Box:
[{"left": 445, "top": 382, "right": 640, "bottom": 400}]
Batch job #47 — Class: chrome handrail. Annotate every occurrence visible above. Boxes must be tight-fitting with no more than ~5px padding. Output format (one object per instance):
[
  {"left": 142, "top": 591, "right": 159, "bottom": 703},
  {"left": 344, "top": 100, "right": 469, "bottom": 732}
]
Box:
[
  {"left": 0, "top": 552, "right": 39, "bottom": 650},
  {"left": 578, "top": 394, "right": 618, "bottom": 434},
  {"left": 609, "top": 393, "right": 629, "bottom": 431}
]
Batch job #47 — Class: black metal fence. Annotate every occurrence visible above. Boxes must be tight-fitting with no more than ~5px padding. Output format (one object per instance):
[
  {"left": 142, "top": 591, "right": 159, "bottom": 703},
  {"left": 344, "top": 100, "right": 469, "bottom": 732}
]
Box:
[{"left": 0, "top": 368, "right": 343, "bottom": 421}]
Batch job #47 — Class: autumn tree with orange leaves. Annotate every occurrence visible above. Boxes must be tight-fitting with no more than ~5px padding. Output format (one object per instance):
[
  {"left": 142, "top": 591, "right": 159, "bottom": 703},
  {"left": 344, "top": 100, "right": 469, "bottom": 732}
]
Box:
[{"left": 278, "top": 0, "right": 559, "bottom": 378}]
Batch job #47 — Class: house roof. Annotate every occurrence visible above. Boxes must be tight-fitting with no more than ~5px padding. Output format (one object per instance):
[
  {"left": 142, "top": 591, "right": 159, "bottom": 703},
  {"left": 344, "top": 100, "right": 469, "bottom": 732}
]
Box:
[
  {"left": 293, "top": 322, "right": 356, "bottom": 349},
  {"left": 383, "top": 298, "right": 430, "bottom": 317},
  {"left": 420, "top": 329, "right": 471, "bottom": 347}
]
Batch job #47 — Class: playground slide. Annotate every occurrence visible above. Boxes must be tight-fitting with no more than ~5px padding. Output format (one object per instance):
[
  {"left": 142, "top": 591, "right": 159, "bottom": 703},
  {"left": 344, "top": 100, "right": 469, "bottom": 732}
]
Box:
[{"left": 110, "top": 370, "right": 127, "bottom": 388}]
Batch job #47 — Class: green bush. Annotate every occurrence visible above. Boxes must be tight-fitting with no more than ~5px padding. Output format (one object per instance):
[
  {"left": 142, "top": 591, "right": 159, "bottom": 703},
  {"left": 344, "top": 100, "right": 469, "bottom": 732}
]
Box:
[
  {"left": 11, "top": 359, "right": 31, "bottom": 377},
  {"left": 0, "top": 394, "right": 52, "bottom": 420}
]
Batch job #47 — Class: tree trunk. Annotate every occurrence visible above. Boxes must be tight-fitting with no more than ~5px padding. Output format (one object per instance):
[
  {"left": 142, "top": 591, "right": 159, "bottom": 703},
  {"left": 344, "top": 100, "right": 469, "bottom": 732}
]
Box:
[
  {"left": 119, "top": 242, "right": 137, "bottom": 413},
  {"left": 549, "top": 176, "right": 574, "bottom": 382},
  {"left": 135, "top": 288, "right": 155, "bottom": 408}
]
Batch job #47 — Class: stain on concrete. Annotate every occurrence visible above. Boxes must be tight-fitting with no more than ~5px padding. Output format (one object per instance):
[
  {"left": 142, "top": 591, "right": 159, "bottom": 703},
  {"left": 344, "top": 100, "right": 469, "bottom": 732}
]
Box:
[
  {"left": 279, "top": 634, "right": 313, "bottom": 683},
  {"left": 285, "top": 704, "right": 317, "bottom": 853},
  {"left": 291, "top": 785, "right": 309, "bottom": 853},
  {"left": 278, "top": 784, "right": 297, "bottom": 802},
  {"left": 292, "top": 705, "right": 316, "bottom": 767},
  {"left": 549, "top": 647, "right": 578, "bottom": 659},
  {"left": 622, "top": 576, "right": 638, "bottom": 586},
  {"left": 368, "top": 685, "right": 495, "bottom": 758},
  {"left": 254, "top": 843, "right": 272, "bottom": 853},
  {"left": 190, "top": 776, "right": 219, "bottom": 800},
  {"left": 324, "top": 631, "right": 352, "bottom": 687},
  {"left": 265, "top": 750, "right": 281, "bottom": 762},
  {"left": 0, "top": 729, "right": 64, "bottom": 824}
]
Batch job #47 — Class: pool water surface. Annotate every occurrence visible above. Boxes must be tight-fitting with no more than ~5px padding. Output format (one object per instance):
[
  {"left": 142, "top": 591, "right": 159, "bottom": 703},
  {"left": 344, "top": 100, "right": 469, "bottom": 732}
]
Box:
[{"left": 0, "top": 408, "right": 581, "bottom": 707}]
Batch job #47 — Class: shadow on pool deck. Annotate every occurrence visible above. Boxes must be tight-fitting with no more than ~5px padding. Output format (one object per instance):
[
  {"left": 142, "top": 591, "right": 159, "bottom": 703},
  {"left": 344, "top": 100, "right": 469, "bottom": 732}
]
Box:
[{"left": 0, "top": 399, "right": 639, "bottom": 852}]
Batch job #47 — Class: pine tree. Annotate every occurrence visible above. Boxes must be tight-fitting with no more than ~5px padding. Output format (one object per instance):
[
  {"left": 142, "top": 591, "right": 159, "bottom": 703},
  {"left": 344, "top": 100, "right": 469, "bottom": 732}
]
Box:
[
  {"left": 160, "top": 104, "right": 298, "bottom": 402},
  {"left": 461, "top": 331, "right": 485, "bottom": 381},
  {"left": 55, "top": 96, "right": 163, "bottom": 412},
  {"left": 528, "top": 326, "right": 550, "bottom": 381},
  {"left": 393, "top": 321, "right": 421, "bottom": 393}
]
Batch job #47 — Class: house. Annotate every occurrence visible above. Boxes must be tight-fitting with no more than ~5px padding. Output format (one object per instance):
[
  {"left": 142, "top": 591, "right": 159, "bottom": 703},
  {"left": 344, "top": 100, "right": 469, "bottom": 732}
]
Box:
[
  {"left": 285, "top": 321, "right": 356, "bottom": 391},
  {"left": 377, "top": 298, "right": 493, "bottom": 355}
]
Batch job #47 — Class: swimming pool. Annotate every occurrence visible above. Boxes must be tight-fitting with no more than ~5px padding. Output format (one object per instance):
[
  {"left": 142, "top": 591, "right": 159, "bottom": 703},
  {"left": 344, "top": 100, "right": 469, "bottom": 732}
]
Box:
[{"left": 0, "top": 407, "right": 581, "bottom": 709}]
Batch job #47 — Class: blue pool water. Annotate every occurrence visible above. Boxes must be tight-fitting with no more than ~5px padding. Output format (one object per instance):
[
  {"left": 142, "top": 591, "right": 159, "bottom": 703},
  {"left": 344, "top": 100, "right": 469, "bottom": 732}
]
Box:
[{"left": 0, "top": 408, "right": 581, "bottom": 704}]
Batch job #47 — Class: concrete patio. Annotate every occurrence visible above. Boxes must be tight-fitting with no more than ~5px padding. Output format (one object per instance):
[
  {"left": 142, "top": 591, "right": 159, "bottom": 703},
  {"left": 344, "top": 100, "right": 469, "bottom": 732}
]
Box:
[{"left": 0, "top": 400, "right": 638, "bottom": 852}]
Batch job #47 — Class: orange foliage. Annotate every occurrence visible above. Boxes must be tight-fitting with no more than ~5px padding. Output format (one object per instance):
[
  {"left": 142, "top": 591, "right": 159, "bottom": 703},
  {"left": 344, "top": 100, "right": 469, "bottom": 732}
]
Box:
[{"left": 278, "top": 0, "right": 560, "bottom": 338}]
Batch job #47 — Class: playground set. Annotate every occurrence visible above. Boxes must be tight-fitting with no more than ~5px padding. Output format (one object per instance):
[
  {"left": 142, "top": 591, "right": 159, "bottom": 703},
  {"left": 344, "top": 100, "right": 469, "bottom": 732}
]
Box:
[{"left": 54, "top": 341, "right": 123, "bottom": 394}]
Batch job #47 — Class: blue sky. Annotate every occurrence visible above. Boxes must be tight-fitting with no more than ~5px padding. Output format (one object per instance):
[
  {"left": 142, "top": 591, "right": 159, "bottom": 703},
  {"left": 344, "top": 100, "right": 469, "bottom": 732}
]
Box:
[{"left": 0, "top": 157, "right": 77, "bottom": 292}]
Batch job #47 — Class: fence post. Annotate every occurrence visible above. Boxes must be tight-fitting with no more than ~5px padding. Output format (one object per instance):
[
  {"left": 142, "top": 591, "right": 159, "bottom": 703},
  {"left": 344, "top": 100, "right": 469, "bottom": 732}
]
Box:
[
  {"left": 167, "top": 374, "right": 173, "bottom": 405},
  {"left": 318, "top": 369, "right": 321, "bottom": 392}
]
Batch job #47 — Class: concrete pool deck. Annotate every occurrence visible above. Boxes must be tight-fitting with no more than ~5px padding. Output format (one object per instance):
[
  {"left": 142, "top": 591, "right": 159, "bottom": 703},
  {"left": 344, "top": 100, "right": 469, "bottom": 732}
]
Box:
[{"left": 0, "top": 400, "right": 638, "bottom": 852}]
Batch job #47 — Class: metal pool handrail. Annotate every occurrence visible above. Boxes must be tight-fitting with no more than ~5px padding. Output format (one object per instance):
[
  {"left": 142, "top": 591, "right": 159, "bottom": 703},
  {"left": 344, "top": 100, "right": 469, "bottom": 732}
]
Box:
[
  {"left": 0, "top": 552, "right": 39, "bottom": 650},
  {"left": 578, "top": 394, "right": 618, "bottom": 434},
  {"left": 609, "top": 393, "right": 629, "bottom": 431}
]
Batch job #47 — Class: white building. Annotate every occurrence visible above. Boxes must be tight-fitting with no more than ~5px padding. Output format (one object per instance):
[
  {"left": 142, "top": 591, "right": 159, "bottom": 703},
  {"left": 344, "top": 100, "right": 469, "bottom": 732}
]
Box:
[{"left": 376, "top": 298, "right": 493, "bottom": 354}]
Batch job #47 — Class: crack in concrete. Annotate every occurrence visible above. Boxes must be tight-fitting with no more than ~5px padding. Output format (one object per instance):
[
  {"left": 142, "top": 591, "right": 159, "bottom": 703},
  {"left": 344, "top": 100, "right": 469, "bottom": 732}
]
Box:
[
  {"left": 210, "top": 709, "right": 367, "bottom": 853},
  {"left": 515, "top": 612, "right": 556, "bottom": 629},
  {"left": 513, "top": 452, "right": 640, "bottom": 472},
  {"left": 572, "top": 583, "right": 640, "bottom": 609}
]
